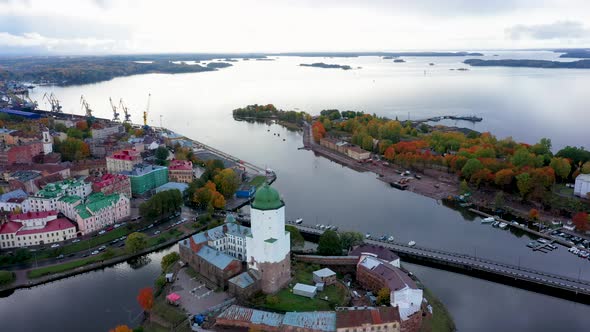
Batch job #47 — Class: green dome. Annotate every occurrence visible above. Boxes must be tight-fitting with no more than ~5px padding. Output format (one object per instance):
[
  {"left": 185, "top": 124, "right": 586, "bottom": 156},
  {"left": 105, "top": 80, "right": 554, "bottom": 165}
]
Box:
[{"left": 251, "top": 184, "right": 284, "bottom": 210}]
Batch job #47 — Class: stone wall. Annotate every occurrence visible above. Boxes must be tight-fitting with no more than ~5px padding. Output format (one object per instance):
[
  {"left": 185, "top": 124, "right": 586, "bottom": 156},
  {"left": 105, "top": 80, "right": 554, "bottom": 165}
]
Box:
[{"left": 258, "top": 253, "right": 291, "bottom": 294}]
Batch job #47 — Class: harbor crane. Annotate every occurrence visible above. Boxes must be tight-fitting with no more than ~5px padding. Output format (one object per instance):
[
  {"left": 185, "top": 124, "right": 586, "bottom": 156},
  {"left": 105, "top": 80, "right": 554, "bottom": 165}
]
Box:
[
  {"left": 80, "top": 95, "right": 93, "bottom": 118},
  {"left": 109, "top": 97, "right": 120, "bottom": 122},
  {"left": 143, "top": 93, "right": 151, "bottom": 129},
  {"left": 119, "top": 98, "right": 132, "bottom": 123},
  {"left": 42, "top": 92, "right": 62, "bottom": 113}
]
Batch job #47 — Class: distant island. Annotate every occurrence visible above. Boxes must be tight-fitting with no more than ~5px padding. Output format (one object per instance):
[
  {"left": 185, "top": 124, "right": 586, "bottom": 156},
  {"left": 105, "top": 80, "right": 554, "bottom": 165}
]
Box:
[
  {"left": 554, "top": 49, "right": 590, "bottom": 58},
  {"left": 464, "top": 58, "right": 590, "bottom": 69},
  {"left": 281, "top": 51, "right": 483, "bottom": 57},
  {"left": 393, "top": 59, "right": 406, "bottom": 63},
  {"left": 206, "top": 62, "right": 233, "bottom": 69},
  {"left": 299, "top": 62, "right": 352, "bottom": 70}
]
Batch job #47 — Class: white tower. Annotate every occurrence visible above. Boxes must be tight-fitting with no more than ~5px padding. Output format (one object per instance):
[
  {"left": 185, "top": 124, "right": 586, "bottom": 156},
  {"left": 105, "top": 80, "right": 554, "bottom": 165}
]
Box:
[
  {"left": 246, "top": 184, "right": 291, "bottom": 293},
  {"left": 42, "top": 130, "right": 53, "bottom": 154}
]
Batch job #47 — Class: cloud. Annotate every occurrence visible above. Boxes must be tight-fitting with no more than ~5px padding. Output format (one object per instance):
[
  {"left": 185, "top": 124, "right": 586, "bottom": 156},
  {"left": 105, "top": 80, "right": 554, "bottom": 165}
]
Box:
[
  {"left": 506, "top": 21, "right": 590, "bottom": 40},
  {"left": 0, "top": 32, "right": 120, "bottom": 53}
]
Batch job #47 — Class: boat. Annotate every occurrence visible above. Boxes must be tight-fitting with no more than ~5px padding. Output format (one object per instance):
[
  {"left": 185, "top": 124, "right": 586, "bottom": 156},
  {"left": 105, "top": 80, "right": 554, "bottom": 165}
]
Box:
[
  {"left": 331, "top": 226, "right": 338, "bottom": 231},
  {"left": 365, "top": 233, "right": 371, "bottom": 239},
  {"left": 380, "top": 235, "right": 387, "bottom": 241},
  {"left": 408, "top": 241, "right": 416, "bottom": 247},
  {"left": 414, "top": 174, "right": 422, "bottom": 180},
  {"left": 388, "top": 236, "right": 395, "bottom": 242},
  {"left": 481, "top": 217, "right": 495, "bottom": 224},
  {"left": 295, "top": 218, "right": 303, "bottom": 224},
  {"left": 492, "top": 221, "right": 500, "bottom": 228},
  {"left": 499, "top": 222, "right": 508, "bottom": 229}
]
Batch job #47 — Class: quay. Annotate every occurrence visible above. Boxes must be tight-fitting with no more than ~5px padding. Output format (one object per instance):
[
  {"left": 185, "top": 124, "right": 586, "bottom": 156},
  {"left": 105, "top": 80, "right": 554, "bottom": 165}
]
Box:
[{"left": 235, "top": 216, "right": 590, "bottom": 304}]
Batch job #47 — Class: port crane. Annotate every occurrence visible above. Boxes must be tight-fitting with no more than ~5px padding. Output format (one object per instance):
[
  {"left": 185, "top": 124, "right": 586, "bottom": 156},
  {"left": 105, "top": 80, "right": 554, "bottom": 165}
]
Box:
[
  {"left": 143, "top": 93, "right": 151, "bottom": 129},
  {"left": 42, "top": 93, "right": 62, "bottom": 113},
  {"left": 80, "top": 95, "right": 93, "bottom": 118},
  {"left": 119, "top": 98, "right": 132, "bottom": 123},
  {"left": 109, "top": 97, "right": 120, "bottom": 122}
]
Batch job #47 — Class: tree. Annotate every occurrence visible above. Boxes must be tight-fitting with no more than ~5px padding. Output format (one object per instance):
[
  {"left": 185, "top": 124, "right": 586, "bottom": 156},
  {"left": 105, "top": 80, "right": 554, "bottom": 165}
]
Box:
[
  {"left": 556, "top": 146, "right": 590, "bottom": 166},
  {"left": 137, "top": 287, "right": 154, "bottom": 312},
  {"left": 317, "top": 230, "right": 343, "bottom": 256},
  {"left": 161, "top": 252, "right": 180, "bottom": 271},
  {"left": 213, "top": 168, "right": 240, "bottom": 198},
  {"left": 494, "top": 169, "right": 514, "bottom": 187},
  {"left": 461, "top": 158, "right": 483, "bottom": 179},
  {"left": 312, "top": 121, "right": 326, "bottom": 143},
  {"left": 516, "top": 173, "right": 533, "bottom": 198},
  {"left": 529, "top": 208, "right": 539, "bottom": 221},
  {"left": 54, "top": 137, "right": 90, "bottom": 161},
  {"left": 109, "top": 325, "right": 132, "bottom": 332},
  {"left": 511, "top": 148, "right": 541, "bottom": 168},
  {"left": 155, "top": 146, "right": 169, "bottom": 165},
  {"left": 550, "top": 157, "right": 571, "bottom": 181},
  {"left": 340, "top": 231, "right": 364, "bottom": 250},
  {"left": 383, "top": 146, "right": 395, "bottom": 161},
  {"left": 582, "top": 162, "right": 590, "bottom": 174},
  {"left": 126, "top": 232, "right": 148, "bottom": 254},
  {"left": 211, "top": 191, "right": 226, "bottom": 209},
  {"left": 140, "top": 190, "right": 182, "bottom": 220},
  {"left": 286, "top": 225, "right": 304, "bottom": 249},
  {"left": 459, "top": 179, "right": 470, "bottom": 194},
  {"left": 376, "top": 287, "right": 390, "bottom": 305},
  {"left": 573, "top": 212, "right": 589, "bottom": 232}
]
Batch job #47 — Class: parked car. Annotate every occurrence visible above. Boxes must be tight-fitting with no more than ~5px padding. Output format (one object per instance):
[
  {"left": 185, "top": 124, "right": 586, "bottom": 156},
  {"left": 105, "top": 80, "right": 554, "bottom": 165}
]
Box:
[
  {"left": 91, "top": 250, "right": 100, "bottom": 255},
  {"left": 119, "top": 236, "right": 126, "bottom": 241},
  {"left": 113, "top": 223, "right": 121, "bottom": 229},
  {"left": 57, "top": 254, "right": 64, "bottom": 259},
  {"left": 98, "top": 245, "right": 107, "bottom": 251},
  {"left": 106, "top": 226, "right": 114, "bottom": 232},
  {"left": 50, "top": 243, "right": 60, "bottom": 248},
  {"left": 72, "top": 239, "right": 81, "bottom": 243},
  {"left": 148, "top": 224, "right": 154, "bottom": 229},
  {"left": 98, "top": 230, "right": 106, "bottom": 235},
  {"left": 154, "top": 230, "right": 161, "bottom": 235}
]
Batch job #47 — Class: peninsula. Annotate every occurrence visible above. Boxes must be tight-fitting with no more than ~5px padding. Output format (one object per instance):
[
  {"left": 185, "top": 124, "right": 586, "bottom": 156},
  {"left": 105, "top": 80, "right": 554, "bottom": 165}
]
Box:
[
  {"left": 464, "top": 58, "right": 590, "bottom": 69},
  {"left": 299, "top": 62, "right": 352, "bottom": 70}
]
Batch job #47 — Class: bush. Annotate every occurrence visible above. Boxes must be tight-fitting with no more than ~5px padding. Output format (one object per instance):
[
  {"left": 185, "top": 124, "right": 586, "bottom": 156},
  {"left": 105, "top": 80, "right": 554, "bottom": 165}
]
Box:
[
  {"left": 161, "top": 252, "right": 180, "bottom": 272},
  {"left": 0, "top": 270, "right": 15, "bottom": 286},
  {"left": 266, "top": 295, "right": 279, "bottom": 305}
]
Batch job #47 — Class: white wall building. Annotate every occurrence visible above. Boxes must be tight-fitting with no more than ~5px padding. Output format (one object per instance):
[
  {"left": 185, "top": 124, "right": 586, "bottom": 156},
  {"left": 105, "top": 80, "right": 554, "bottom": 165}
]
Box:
[
  {"left": 574, "top": 174, "right": 590, "bottom": 198},
  {"left": 27, "top": 178, "right": 92, "bottom": 212},
  {"left": 0, "top": 211, "right": 76, "bottom": 248}
]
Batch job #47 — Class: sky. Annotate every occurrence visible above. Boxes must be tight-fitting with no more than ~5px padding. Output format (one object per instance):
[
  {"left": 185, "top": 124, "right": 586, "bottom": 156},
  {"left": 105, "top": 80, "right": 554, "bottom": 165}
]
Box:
[{"left": 0, "top": 0, "right": 590, "bottom": 54}]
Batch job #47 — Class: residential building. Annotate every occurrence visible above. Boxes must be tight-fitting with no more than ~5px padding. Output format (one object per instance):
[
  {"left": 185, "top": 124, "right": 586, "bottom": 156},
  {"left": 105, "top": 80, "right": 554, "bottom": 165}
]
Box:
[
  {"left": 347, "top": 145, "right": 371, "bottom": 161},
  {"left": 0, "top": 189, "right": 29, "bottom": 213},
  {"left": 293, "top": 283, "right": 317, "bottom": 298},
  {"left": 336, "top": 307, "right": 401, "bottom": 332},
  {"left": 68, "top": 192, "right": 130, "bottom": 234},
  {"left": 0, "top": 128, "right": 16, "bottom": 145},
  {"left": 350, "top": 244, "right": 401, "bottom": 268},
  {"left": 0, "top": 142, "right": 43, "bottom": 166},
  {"left": 6, "top": 170, "right": 41, "bottom": 194},
  {"left": 282, "top": 311, "right": 337, "bottom": 332},
  {"left": 106, "top": 149, "right": 142, "bottom": 173},
  {"left": 0, "top": 211, "right": 76, "bottom": 248},
  {"left": 71, "top": 159, "right": 106, "bottom": 177},
  {"left": 27, "top": 178, "right": 92, "bottom": 212},
  {"left": 89, "top": 173, "right": 132, "bottom": 198},
  {"left": 121, "top": 164, "right": 168, "bottom": 196},
  {"left": 91, "top": 125, "right": 124, "bottom": 140},
  {"left": 574, "top": 174, "right": 590, "bottom": 198},
  {"left": 313, "top": 267, "right": 337, "bottom": 285},
  {"left": 357, "top": 256, "right": 423, "bottom": 327},
  {"left": 168, "top": 159, "right": 193, "bottom": 183}
]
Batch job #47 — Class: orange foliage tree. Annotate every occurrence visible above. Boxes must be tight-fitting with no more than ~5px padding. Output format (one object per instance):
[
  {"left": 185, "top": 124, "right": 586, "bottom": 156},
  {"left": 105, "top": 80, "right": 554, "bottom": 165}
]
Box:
[
  {"left": 528, "top": 208, "right": 539, "bottom": 221},
  {"left": 573, "top": 212, "right": 589, "bottom": 232},
  {"left": 312, "top": 121, "right": 326, "bottom": 143},
  {"left": 109, "top": 325, "right": 132, "bottom": 332},
  {"left": 383, "top": 146, "right": 396, "bottom": 161},
  {"left": 137, "top": 287, "right": 154, "bottom": 312}
]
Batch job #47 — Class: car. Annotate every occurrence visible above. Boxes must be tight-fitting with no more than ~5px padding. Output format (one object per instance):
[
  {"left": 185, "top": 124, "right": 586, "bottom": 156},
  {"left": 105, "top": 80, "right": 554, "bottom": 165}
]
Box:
[
  {"left": 91, "top": 250, "right": 100, "bottom": 255},
  {"left": 81, "top": 253, "right": 89, "bottom": 258},
  {"left": 119, "top": 236, "right": 126, "bottom": 241},
  {"left": 106, "top": 226, "right": 114, "bottom": 232},
  {"left": 148, "top": 224, "right": 154, "bottom": 229},
  {"left": 51, "top": 243, "right": 60, "bottom": 248},
  {"left": 154, "top": 230, "right": 161, "bottom": 235},
  {"left": 98, "top": 230, "right": 106, "bottom": 235},
  {"left": 57, "top": 254, "right": 65, "bottom": 259},
  {"left": 180, "top": 218, "right": 187, "bottom": 223},
  {"left": 117, "top": 242, "right": 125, "bottom": 247},
  {"left": 111, "top": 239, "right": 119, "bottom": 244},
  {"left": 113, "top": 223, "right": 121, "bottom": 229},
  {"left": 98, "top": 245, "right": 107, "bottom": 251},
  {"left": 72, "top": 239, "right": 81, "bottom": 243}
]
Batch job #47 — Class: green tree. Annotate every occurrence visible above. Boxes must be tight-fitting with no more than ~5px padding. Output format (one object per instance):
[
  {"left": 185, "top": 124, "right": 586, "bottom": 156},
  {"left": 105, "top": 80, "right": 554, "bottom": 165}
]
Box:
[
  {"left": 161, "top": 252, "right": 180, "bottom": 271},
  {"left": 549, "top": 157, "right": 571, "bottom": 181},
  {"left": 213, "top": 168, "right": 240, "bottom": 198},
  {"left": 494, "top": 192, "right": 505, "bottom": 210},
  {"left": 511, "top": 148, "right": 542, "bottom": 168},
  {"left": 461, "top": 158, "right": 483, "bottom": 179},
  {"left": 556, "top": 146, "right": 590, "bottom": 166},
  {"left": 155, "top": 146, "right": 169, "bottom": 165},
  {"left": 459, "top": 179, "right": 470, "bottom": 194},
  {"left": 376, "top": 287, "right": 390, "bottom": 305},
  {"left": 286, "top": 225, "right": 304, "bottom": 249},
  {"left": 340, "top": 231, "right": 364, "bottom": 250},
  {"left": 582, "top": 162, "right": 590, "bottom": 174},
  {"left": 126, "top": 232, "right": 148, "bottom": 254},
  {"left": 317, "top": 230, "right": 343, "bottom": 256},
  {"left": 516, "top": 173, "right": 533, "bottom": 198}
]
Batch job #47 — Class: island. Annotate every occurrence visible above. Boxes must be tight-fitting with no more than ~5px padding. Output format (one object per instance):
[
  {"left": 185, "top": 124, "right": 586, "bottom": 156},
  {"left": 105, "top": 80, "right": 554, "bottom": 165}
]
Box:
[
  {"left": 555, "top": 49, "right": 590, "bottom": 58},
  {"left": 393, "top": 59, "right": 406, "bottom": 63},
  {"left": 299, "top": 62, "right": 352, "bottom": 70},
  {"left": 464, "top": 58, "right": 590, "bottom": 69},
  {"left": 279, "top": 51, "right": 483, "bottom": 57},
  {"left": 205, "top": 62, "right": 233, "bottom": 69}
]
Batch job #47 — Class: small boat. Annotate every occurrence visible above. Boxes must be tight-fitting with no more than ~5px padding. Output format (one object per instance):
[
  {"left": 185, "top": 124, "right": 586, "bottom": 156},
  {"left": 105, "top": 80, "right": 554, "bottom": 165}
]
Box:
[
  {"left": 537, "top": 238, "right": 548, "bottom": 244},
  {"left": 414, "top": 174, "right": 422, "bottom": 180},
  {"left": 388, "top": 236, "right": 395, "bottom": 242},
  {"left": 408, "top": 241, "right": 416, "bottom": 247},
  {"left": 492, "top": 221, "right": 500, "bottom": 228},
  {"left": 331, "top": 226, "right": 338, "bottom": 231},
  {"left": 316, "top": 224, "right": 320, "bottom": 228},
  {"left": 365, "top": 233, "right": 371, "bottom": 239},
  {"left": 526, "top": 241, "right": 538, "bottom": 248},
  {"left": 499, "top": 222, "right": 508, "bottom": 229},
  {"left": 295, "top": 218, "right": 303, "bottom": 224},
  {"left": 319, "top": 225, "right": 325, "bottom": 230},
  {"left": 481, "top": 217, "right": 495, "bottom": 224}
]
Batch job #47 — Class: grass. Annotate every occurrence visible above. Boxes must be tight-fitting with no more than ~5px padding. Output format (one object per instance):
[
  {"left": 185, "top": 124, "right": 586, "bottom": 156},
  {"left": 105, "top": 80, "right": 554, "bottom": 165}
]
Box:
[
  {"left": 61, "top": 227, "right": 130, "bottom": 255},
  {"left": 28, "top": 255, "right": 104, "bottom": 279},
  {"left": 0, "top": 270, "right": 15, "bottom": 286},
  {"left": 248, "top": 175, "right": 267, "bottom": 188},
  {"left": 419, "top": 287, "right": 456, "bottom": 332},
  {"left": 152, "top": 298, "right": 187, "bottom": 326}
]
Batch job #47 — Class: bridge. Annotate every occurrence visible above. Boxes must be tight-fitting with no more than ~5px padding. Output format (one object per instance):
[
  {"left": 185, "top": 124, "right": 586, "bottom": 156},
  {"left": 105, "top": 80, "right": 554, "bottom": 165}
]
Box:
[{"left": 280, "top": 221, "right": 590, "bottom": 304}]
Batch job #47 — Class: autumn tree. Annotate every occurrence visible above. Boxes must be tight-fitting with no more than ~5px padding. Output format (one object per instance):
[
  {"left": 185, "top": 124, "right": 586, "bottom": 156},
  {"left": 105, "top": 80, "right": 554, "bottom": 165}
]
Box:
[
  {"left": 213, "top": 168, "right": 240, "bottom": 198},
  {"left": 494, "top": 169, "right": 515, "bottom": 188},
  {"left": 572, "top": 212, "right": 589, "bottom": 232},
  {"left": 376, "top": 287, "right": 391, "bottom": 305},
  {"left": 550, "top": 157, "right": 571, "bottom": 181},
  {"left": 384, "top": 146, "right": 396, "bottom": 161},
  {"left": 109, "top": 325, "right": 132, "bottom": 332},
  {"left": 529, "top": 208, "right": 539, "bottom": 221},
  {"left": 318, "top": 230, "right": 343, "bottom": 256},
  {"left": 312, "top": 121, "right": 326, "bottom": 143},
  {"left": 211, "top": 191, "right": 226, "bottom": 209},
  {"left": 137, "top": 287, "right": 154, "bottom": 313},
  {"left": 582, "top": 162, "right": 590, "bottom": 174},
  {"left": 511, "top": 148, "right": 542, "bottom": 169},
  {"left": 461, "top": 158, "right": 483, "bottom": 179},
  {"left": 516, "top": 173, "right": 533, "bottom": 198},
  {"left": 54, "top": 137, "right": 90, "bottom": 161},
  {"left": 126, "top": 232, "right": 148, "bottom": 254}
]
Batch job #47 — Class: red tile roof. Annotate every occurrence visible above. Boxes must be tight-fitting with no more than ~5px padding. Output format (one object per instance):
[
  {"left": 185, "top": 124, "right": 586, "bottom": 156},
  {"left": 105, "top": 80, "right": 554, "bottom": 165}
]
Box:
[
  {"left": 109, "top": 149, "right": 140, "bottom": 161},
  {"left": 336, "top": 307, "right": 400, "bottom": 328},
  {"left": 169, "top": 159, "right": 192, "bottom": 171},
  {"left": 17, "top": 218, "right": 75, "bottom": 235},
  {"left": 91, "top": 173, "right": 129, "bottom": 189},
  {"left": 0, "top": 221, "right": 22, "bottom": 234},
  {"left": 10, "top": 210, "right": 58, "bottom": 221}
]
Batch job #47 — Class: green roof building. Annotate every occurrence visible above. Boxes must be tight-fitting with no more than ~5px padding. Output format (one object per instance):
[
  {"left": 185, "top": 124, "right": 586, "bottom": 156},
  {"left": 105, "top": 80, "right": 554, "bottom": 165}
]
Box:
[
  {"left": 251, "top": 184, "right": 284, "bottom": 211},
  {"left": 121, "top": 164, "right": 169, "bottom": 196}
]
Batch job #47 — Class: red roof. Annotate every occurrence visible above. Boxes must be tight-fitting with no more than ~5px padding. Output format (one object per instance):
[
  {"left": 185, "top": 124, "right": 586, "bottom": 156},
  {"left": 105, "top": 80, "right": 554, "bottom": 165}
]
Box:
[
  {"left": 10, "top": 210, "right": 58, "bottom": 221},
  {"left": 336, "top": 307, "right": 400, "bottom": 328},
  {"left": 91, "top": 173, "right": 129, "bottom": 189},
  {"left": 169, "top": 159, "right": 192, "bottom": 171},
  {"left": 16, "top": 218, "right": 75, "bottom": 236},
  {"left": 109, "top": 149, "right": 141, "bottom": 161},
  {"left": 0, "top": 221, "right": 22, "bottom": 234}
]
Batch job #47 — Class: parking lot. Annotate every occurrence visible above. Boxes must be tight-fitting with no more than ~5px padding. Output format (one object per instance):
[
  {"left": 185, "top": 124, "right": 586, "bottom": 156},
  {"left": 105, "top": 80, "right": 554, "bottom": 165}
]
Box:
[{"left": 169, "top": 268, "right": 231, "bottom": 315}]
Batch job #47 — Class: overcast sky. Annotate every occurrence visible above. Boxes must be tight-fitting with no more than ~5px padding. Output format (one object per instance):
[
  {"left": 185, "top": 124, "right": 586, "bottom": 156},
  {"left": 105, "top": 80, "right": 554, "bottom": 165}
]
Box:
[{"left": 1, "top": 0, "right": 589, "bottom": 54}]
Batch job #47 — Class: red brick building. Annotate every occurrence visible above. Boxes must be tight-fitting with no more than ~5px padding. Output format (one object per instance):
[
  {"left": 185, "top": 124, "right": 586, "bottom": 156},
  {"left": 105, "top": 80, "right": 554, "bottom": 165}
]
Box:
[
  {"left": 0, "top": 142, "right": 43, "bottom": 166},
  {"left": 168, "top": 159, "right": 193, "bottom": 183},
  {"left": 89, "top": 173, "right": 132, "bottom": 198}
]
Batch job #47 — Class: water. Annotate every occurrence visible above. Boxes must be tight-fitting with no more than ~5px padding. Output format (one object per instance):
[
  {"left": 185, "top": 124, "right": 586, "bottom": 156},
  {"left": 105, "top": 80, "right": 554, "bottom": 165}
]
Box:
[{"left": 2, "top": 52, "right": 589, "bottom": 331}]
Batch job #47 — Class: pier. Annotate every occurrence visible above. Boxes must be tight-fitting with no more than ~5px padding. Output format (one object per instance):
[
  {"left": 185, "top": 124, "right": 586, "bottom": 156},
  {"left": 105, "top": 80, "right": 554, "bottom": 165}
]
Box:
[{"left": 412, "top": 115, "right": 483, "bottom": 124}]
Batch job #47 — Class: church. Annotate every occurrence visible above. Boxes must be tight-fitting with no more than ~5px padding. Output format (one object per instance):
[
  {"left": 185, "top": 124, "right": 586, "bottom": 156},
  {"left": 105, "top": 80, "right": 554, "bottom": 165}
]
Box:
[{"left": 179, "top": 184, "right": 291, "bottom": 295}]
